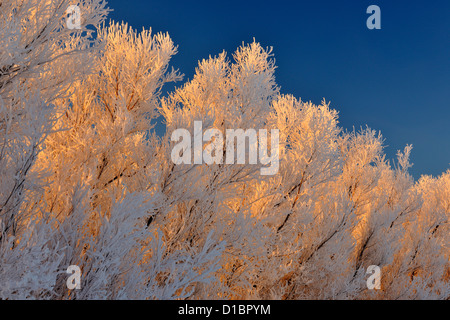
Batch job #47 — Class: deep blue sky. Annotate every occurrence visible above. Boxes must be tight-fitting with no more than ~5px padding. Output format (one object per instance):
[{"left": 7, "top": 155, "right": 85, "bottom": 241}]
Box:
[{"left": 106, "top": 0, "right": 449, "bottom": 179}]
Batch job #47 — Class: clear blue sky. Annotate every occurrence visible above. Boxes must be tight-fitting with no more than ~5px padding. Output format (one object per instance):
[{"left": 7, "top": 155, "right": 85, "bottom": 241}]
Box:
[{"left": 106, "top": 0, "right": 450, "bottom": 179}]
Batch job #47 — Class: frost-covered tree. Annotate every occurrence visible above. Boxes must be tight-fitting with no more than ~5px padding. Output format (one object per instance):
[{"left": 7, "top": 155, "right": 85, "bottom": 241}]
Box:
[
  {"left": 0, "top": 0, "right": 448, "bottom": 300},
  {"left": 0, "top": 0, "right": 109, "bottom": 299}
]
